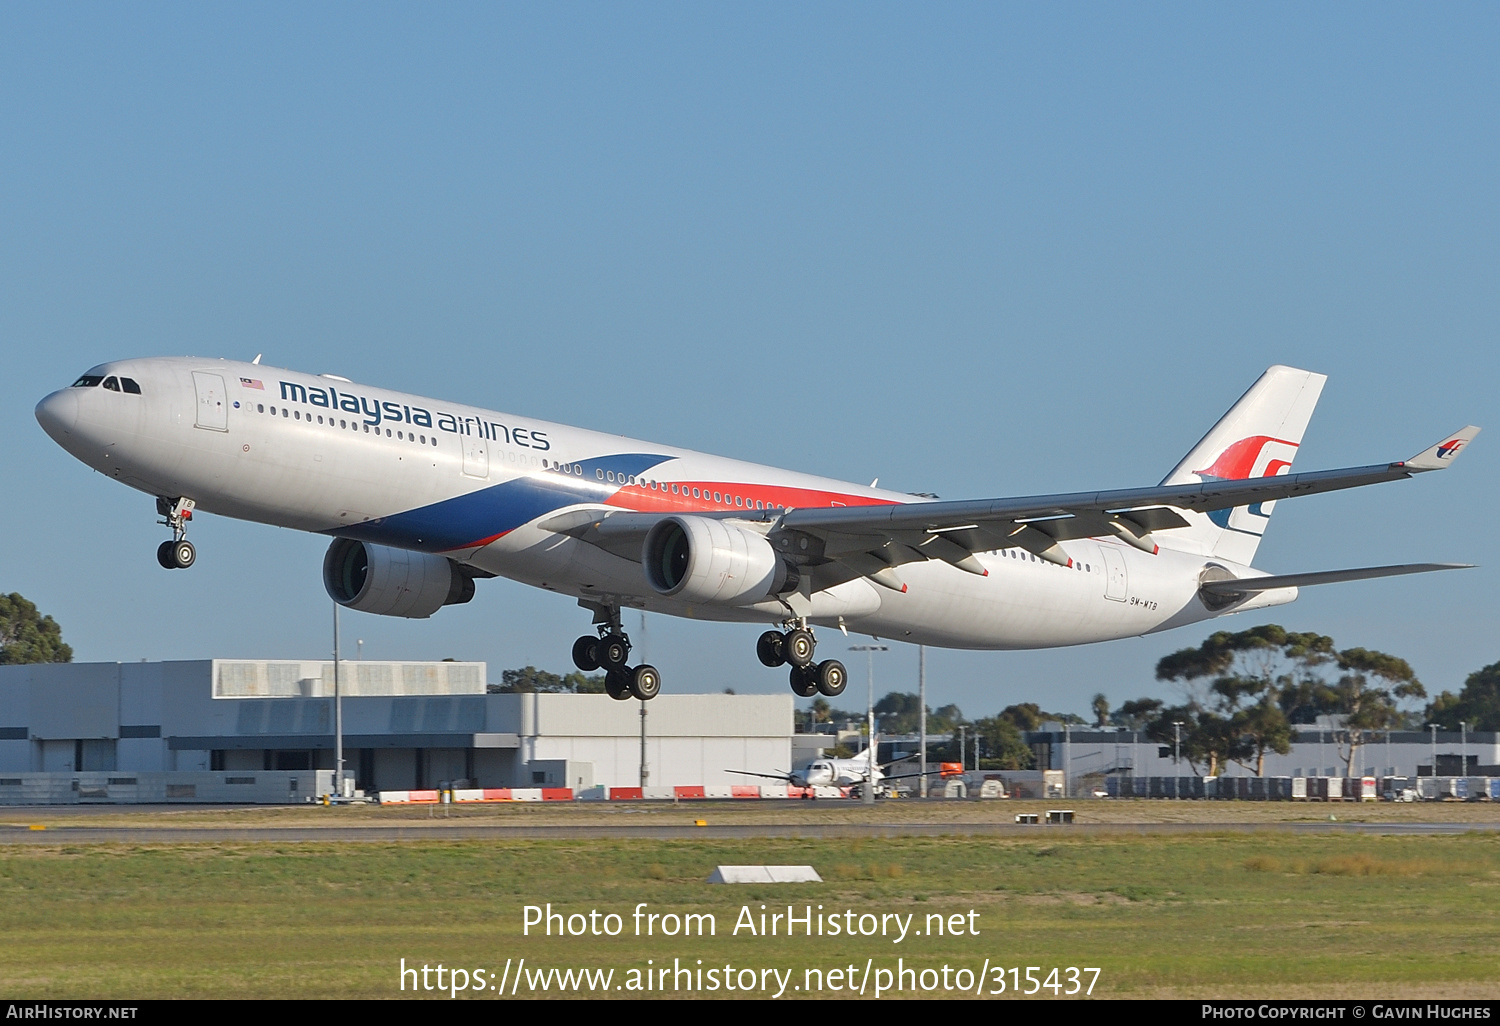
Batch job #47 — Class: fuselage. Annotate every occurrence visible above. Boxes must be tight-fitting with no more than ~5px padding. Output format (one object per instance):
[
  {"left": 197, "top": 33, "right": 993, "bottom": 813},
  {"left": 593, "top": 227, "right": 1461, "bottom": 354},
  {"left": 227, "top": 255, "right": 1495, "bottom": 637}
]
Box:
[{"left": 36, "top": 356, "right": 1285, "bottom": 649}]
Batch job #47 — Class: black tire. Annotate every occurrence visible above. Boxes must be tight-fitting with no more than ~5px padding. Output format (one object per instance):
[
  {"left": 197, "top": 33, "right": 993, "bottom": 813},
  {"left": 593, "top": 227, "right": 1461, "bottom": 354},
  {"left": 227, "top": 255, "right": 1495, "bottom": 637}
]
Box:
[
  {"left": 599, "top": 633, "right": 630, "bottom": 670},
  {"left": 789, "top": 664, "right": 819, "bottom": 698},
  {"left": 784, "top": 629, "right": 816, "bottom": 668},
  {"left": 171, "top": 539, "right": 196, "bottom": 569},
  {"left": 572, "top": 635, "right": 601, "bottom": 672},
  {"left": 605, "top": 668, "right": 633, "bottom": 700},
  {"left": 815, "top": 659, "right": 848, "bottom": 697},
  {"left": 756, "top": 630, "right": 785, "bottom": 667},
  {"left": 631, "top": 664, "right": 661, "bottom": 701},
  {"left": 156, "top": 541, "right": 176, "bottom": 570}
]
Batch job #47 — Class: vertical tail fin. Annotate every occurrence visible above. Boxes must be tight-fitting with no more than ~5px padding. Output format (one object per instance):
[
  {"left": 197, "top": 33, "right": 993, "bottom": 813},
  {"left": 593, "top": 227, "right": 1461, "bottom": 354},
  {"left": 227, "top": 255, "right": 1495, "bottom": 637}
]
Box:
[{"left": 1158, "top": 365, "right": 1326, "bottom": 565}]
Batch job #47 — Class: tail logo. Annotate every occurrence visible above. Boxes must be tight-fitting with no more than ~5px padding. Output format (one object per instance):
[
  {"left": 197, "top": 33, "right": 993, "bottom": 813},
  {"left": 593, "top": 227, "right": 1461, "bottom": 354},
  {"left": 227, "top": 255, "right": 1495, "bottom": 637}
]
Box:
[
  {"left": 1436, "top": 438, "right": 1466, "bottom": 460},
  {"left": 1199, "top": 436, "right": 1300, "bottom": 537},
  {"left": 1195, "top": 435, "right": 1299, "bottom": 482}
]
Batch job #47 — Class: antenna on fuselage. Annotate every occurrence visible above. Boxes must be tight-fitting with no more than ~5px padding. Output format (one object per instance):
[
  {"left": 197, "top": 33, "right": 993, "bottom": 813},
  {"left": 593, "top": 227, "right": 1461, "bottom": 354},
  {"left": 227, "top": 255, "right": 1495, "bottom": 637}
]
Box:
[{"left": 252, "top": 354, "right": 262, "bottom": 365}]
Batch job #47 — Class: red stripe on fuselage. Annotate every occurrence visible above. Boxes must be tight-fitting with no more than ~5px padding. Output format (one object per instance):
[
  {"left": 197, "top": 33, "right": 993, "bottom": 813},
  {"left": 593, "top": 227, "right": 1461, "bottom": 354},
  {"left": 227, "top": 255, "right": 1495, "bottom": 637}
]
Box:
[{"left": 603, "top": 480, "right": 899, "bottom": 515}]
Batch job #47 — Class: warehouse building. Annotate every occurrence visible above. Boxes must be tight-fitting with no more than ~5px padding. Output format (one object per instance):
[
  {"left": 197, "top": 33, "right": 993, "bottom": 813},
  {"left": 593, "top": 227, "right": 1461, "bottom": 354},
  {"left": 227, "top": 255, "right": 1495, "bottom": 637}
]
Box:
[
  {"left": 1026, "top": 725, "right": 1500, "bottom": 794},
  {"left": 0, "top": 659, "right": 797, "bottom": 801}
]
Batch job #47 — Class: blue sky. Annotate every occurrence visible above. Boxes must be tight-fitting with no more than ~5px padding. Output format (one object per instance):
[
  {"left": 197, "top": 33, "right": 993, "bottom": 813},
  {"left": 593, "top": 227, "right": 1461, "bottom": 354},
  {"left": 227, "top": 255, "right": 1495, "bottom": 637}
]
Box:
[{"left": 3, "top": 4, "right": 1495, "bottom": 719}]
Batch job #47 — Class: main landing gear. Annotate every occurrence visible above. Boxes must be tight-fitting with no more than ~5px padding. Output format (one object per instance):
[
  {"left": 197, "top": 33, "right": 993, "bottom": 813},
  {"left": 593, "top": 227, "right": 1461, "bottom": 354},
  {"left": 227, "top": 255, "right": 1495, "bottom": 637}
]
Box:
[
  {"left": 154, "top": 496, "right": 197, "bottom": 570},
  {"left": 572, "top": 604, "right": 661, "bottom": 702},
  {"left": 757, "top": 622, "right": 847, "bottom": 698}
]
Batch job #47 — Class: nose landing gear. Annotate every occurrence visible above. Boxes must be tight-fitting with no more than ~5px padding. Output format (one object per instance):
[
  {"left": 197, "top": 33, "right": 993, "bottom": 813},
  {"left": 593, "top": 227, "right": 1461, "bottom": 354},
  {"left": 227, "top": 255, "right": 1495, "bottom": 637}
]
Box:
[{"left": 155, "top": 497, "right": 197, "bottom": 569}]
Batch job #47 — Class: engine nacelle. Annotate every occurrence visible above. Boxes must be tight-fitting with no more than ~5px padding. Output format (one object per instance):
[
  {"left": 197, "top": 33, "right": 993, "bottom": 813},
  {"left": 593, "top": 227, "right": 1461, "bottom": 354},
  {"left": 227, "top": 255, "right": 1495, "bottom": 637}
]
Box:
[
  {"left": 323, "top": 538, "right": 475, "bottom": 619},
  {"left": 642, "top": 516, "right": 794, "bottom": 606}
]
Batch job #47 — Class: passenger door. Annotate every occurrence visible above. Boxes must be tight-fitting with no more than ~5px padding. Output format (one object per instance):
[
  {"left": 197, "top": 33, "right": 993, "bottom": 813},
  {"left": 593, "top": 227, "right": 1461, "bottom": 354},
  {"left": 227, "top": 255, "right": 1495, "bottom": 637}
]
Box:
[{"left": 192, "top": 372, "right": 228, "bottom": 431}]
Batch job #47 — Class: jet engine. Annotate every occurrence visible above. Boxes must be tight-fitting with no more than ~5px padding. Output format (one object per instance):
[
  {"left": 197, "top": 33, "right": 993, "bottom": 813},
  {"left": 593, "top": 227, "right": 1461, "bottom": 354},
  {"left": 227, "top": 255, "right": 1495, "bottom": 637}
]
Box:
[
  {"left": 642, "top": 516, "right": 795, "bottom": 606},
  {"left": 322, "top": 538, "right": 476, "bottom": 619}
]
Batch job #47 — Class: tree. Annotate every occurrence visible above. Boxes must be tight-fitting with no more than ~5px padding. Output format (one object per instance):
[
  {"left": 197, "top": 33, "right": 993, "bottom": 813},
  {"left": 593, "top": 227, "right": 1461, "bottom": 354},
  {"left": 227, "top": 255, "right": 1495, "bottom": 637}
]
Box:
[
  {"left": 872, "top": 692, "right": 923, "bottom": 734},
  {"left": 810, "top": 697, "right": 832, "bottom": 724},
  {"left": 1156, "top": 625, "right": 1427, "bottom": 776},
  {"left": 1090, "top": 693, "right": 1110, "bottom": 727},
  {"left": 1112, "top": 697, "right": 1163, "bottom": 731},
  {"left": 0, "top": 594, "right": 72, "bottom": 665},
  {"left": 1155, "top": 626, "right": 1326, "bottom": 775},
  {"left": 1426, "top": 660, "right": 1500, "bottom": 732},
  {"left": 971, "top": 715, "right": 1034, "bottom": 770},
  {"left": 1141, "top": 701, "right": 1247, "bottom": 777},
  {"left": 1324, "top": 648, "right": 1425, "bottom": 775},
  {"left": 490, "top": 666, "right": 605, "bottom": 694}
]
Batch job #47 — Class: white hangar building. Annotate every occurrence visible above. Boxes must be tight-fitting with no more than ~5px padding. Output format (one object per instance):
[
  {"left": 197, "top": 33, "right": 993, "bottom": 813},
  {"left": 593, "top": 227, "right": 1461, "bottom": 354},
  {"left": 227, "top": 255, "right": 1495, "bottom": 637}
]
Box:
[{"left": 0, "top": 659, "right": 797, "bottom": 798}]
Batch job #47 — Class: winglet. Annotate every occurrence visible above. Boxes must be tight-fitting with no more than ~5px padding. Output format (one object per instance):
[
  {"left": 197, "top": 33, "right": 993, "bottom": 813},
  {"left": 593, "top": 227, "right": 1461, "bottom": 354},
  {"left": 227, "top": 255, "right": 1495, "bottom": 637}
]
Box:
[{"left": 1405, "top": 426, "right": 1481, "bottom": 471}]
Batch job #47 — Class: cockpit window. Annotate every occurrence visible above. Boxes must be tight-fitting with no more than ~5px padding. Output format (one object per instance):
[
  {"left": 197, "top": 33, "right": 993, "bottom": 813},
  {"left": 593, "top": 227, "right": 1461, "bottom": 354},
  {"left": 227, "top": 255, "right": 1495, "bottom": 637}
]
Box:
[
  {"left": 120, "top": 378, "right": 142, "bottom": 394},
  {"left": 102, "top": 376, "right": 121, "bottom": 392},
  {"left": 71, "top": 375, "right": 104, "bottom": 388}
]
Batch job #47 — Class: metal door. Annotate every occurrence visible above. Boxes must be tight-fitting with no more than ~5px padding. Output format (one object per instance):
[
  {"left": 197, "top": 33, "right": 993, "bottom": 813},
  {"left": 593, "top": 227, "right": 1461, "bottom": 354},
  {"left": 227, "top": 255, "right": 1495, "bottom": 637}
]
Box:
[
  {"left": 462, "top": 434, "right": 489, "bottom": 478},
  {"left": 1100, "top": 546, "right": 1128, "bottom": 602},
  {"left": 192, "top": 372, "right": 228, "bottom": 431}
]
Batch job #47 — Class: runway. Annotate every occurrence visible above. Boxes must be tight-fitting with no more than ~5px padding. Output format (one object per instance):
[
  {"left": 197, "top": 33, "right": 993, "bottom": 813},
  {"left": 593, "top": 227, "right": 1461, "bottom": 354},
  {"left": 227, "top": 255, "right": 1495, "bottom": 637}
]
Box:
[{"left": 3, "top": 818, "right": 1496, "bottom": 843}]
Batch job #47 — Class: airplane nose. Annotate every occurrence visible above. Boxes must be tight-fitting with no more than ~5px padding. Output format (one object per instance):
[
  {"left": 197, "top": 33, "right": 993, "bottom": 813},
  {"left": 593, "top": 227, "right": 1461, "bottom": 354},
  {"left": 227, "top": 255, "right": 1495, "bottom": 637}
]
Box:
[{"left": 35, "top": 389, "right": 79, "bottom": 440}]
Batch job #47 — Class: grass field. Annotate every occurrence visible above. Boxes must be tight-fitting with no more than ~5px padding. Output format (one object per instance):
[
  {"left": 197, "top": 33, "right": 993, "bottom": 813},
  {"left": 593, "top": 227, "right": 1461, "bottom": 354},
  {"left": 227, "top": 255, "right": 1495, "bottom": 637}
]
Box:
[{"left": 3, "top": 823, "right": 1499, "bottom": 999}]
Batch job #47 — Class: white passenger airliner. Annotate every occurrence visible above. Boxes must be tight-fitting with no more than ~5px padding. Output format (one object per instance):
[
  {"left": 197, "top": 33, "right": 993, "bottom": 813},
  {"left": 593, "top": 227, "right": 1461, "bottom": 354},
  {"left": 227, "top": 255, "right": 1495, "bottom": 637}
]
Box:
[{"left": 35, "top": 358, "right": 1476, "bottom": 701}]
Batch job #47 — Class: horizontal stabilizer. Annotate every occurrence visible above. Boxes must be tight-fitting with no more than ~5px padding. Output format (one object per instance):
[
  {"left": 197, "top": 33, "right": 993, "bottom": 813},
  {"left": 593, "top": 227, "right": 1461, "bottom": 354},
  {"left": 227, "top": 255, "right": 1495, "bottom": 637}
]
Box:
[{"left": 1200, "top": 562, "right": 1474, "bottom": 596}]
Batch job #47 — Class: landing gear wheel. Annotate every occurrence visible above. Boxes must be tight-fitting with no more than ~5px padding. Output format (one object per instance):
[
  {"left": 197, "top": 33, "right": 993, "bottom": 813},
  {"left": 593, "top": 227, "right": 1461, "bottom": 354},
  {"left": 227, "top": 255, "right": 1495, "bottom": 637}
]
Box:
[
  {"left": 815, "top": 659, "right": 848, "bottom": 697},
  {"left": 156, "top": 541, "right": 176, "bottom": 570},
  {"left": 789, "top": 664, "right": 819, "bottom": 698},
  {"left": 756, "top": 630, "right": 786, "bottom": 668},
  {"left": 605, "top": 668, "right": 633, "bottom": 701},
  {"left": 572, "top": 635, "right": 601, "bottom": 672},
  {"left": 171, "top": 539, "right": 196, "bottom": 569},
  {"left": 599, "top": 633, "right": 631, "bottom": 671},
  {"left": 630, "top": 664, "right": 661, "bottom": 701},
  {"left": 784, "top": 629, "right": 816, "bottom": 668}
]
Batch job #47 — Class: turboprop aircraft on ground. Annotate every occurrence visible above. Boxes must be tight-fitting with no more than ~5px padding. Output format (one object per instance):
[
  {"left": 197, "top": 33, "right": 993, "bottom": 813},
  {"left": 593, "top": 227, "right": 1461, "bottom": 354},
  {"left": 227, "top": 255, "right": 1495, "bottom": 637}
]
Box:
[
  {"left": 36, "top": 359, "right": 1477, "bottom": 701},
  {"left": 727, "top": 738, "right": 945, "bottom": 795}
]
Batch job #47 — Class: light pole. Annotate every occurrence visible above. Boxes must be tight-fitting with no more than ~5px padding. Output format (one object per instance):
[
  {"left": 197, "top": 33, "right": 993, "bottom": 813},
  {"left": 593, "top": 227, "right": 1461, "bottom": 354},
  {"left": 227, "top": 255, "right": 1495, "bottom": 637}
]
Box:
[
  {"left": 1063, "top": 722, "right": 1071, "bottom": 797},
  {"left": 1427, "top": 723, "right": 1439, "bottom": 778},
  {"left": 848, "top": 644, "right": 887, "bottom": 805},
  {"left": 332, "top": 603, "right": 344, "bottom": 800},
  {"left": 918, "top": 646, "right": 928, "bottom": 800},
  {"left": 1173, "top": 720, "right": 1183, "bottom": 767}
]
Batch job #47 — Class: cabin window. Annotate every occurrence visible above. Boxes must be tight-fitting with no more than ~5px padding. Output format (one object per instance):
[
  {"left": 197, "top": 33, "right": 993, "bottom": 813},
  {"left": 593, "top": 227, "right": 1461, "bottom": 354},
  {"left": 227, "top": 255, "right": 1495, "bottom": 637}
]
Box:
[
  {"left": 102, "top": 376, "right": 121, "bottom": 392},
  {"left": 71, "top": 375, "right": 104, "bottom": 388},
  {"left": 120, "top": 378, "right": 142, "bottom": 394}
]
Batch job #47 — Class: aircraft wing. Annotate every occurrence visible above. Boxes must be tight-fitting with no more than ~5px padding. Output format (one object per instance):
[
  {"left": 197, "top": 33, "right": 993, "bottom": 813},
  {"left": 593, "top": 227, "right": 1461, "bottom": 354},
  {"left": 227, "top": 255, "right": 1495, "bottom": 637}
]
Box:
[
  {"left": 772, "top": 426, "right": 1481, "bottom": 589},
  {"left": 541, "top": 426, "right": 1479, "bottom": 595},
  {"left": 725, "top": 769, "right": 794, "bottom": 782}
]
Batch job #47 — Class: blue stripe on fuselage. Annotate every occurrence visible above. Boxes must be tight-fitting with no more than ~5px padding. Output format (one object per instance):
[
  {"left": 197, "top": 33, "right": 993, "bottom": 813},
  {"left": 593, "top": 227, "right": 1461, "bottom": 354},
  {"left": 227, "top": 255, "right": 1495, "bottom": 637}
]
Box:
[{"left": 327, "top": 453, "right": 672, "bottom": 552}]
